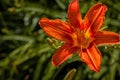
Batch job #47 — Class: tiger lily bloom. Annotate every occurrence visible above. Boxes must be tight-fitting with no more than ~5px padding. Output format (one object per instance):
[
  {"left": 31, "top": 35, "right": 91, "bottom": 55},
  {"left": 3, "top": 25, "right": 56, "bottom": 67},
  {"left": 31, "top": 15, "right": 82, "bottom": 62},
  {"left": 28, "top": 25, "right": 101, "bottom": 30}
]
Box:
[{"left": 39, "top": 0, "right": 120, "bottom": 72}]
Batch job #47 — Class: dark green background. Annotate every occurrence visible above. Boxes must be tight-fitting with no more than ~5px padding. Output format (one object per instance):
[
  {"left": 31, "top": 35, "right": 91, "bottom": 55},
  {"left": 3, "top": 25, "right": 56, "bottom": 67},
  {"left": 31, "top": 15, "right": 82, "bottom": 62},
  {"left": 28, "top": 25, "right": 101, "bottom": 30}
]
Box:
[{"left": 0, "top": 0, "right": 120, "bottom": 80}]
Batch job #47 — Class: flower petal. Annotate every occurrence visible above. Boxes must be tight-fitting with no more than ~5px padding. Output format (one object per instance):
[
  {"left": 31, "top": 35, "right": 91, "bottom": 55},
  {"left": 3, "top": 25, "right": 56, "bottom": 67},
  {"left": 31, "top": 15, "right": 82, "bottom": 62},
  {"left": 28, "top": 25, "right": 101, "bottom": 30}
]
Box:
[
  {"left": 84, "top": 3, "right": 108, "bottom": 34},
  {"left": 52, "top": 43, "right": 78, "bottom": 66},
  {"left": 79, "top": 43, "right": 102, "bottom": 72},
  {"left": 39, "top": 18, "right": 73, "bottom": 42},
  {"left": 68, "top": 0, "right": 82, "bottom": 29},
  {"left": 94, "top": 31, "right": 120, "bottom": 46}
]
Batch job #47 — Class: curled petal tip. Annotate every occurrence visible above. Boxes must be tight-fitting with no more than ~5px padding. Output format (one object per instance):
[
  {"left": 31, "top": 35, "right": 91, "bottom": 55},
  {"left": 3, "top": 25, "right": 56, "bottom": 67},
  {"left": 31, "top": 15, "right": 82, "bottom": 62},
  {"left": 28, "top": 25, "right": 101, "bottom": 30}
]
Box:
[
  {"left": 102, "top": 5, "right": 108, "bottom": 12},
  {"left": 39, "top": 18, "right": 48, "bottom": 26},
  {"left": 88, "top": 62, "right": 101, "bottom": 72},
  {"left": 94, "top": 67, "right": 100, "bottom": 72},
  {"left": 52, "top": 60, "right": 59, "bottom": 67}
]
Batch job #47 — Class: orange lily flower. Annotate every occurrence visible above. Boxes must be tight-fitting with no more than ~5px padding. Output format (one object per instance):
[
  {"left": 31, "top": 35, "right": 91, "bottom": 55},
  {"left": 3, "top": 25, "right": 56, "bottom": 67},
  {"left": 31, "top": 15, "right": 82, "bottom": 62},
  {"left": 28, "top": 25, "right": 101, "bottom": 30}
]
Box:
[{"left": 39, "top": 0, "right": 120, "bottom": 72}]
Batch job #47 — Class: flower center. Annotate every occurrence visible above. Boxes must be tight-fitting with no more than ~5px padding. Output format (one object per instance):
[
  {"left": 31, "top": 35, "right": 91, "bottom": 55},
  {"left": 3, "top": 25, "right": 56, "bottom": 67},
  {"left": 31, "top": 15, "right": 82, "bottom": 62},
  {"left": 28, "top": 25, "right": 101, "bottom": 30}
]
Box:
[{"left": 72, "top": 30, "right": 93, "bottom": 49}]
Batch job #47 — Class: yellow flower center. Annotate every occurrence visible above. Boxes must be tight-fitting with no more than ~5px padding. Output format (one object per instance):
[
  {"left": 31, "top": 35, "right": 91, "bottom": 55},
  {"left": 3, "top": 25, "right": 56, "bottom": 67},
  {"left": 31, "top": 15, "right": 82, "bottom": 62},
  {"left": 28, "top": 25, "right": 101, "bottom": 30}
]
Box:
[{"left": 72, "top": 30, "right": 93, "bottom": 49}]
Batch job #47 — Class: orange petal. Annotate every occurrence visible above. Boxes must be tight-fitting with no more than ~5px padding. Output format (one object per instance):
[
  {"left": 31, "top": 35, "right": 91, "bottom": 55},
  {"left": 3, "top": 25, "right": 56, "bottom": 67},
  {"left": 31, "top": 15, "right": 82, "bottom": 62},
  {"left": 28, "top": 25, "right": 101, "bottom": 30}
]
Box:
[
  {"left": 52, "top": 43, "right": 78, "bottom": 66},
  {"left": 84, "top": 3, "right": 108, "bottom": 34},
  {"left": 39, "top": 18, "right": 73, "bottom": 42},
  {"left": 79, "top": 43, "right": 102, "bottom": 72},
  {"left": 94, "top": 31, "right": 120, "bottom": 46},
  {"left": 68, "top": 0, "right": 82, "bottom": 29}
]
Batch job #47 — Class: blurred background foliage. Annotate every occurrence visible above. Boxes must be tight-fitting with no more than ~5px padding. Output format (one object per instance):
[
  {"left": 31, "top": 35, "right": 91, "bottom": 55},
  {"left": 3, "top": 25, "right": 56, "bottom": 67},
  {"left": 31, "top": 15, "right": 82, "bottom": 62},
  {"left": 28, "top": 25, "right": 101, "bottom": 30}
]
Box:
[{"left": 0, "top": 0, "right": 120, "bottom": 80}]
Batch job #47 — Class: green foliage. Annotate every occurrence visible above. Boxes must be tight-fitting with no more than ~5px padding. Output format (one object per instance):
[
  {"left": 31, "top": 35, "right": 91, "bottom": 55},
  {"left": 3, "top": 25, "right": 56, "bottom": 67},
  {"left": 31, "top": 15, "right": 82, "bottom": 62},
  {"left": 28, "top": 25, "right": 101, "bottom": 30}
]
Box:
[{"left": 0, "top": 0, "right": 120, "bottom": 80}]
